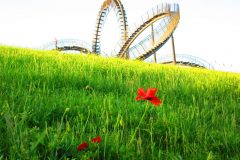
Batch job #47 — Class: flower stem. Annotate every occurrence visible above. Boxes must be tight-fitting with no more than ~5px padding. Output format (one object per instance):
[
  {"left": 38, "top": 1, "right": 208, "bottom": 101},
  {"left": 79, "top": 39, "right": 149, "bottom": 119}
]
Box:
[{"left": 129, "top": 104, "right": 150, "bottom": 145}]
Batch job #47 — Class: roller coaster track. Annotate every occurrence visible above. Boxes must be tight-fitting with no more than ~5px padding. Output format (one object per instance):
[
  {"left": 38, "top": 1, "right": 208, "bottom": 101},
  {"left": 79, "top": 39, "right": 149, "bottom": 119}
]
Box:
[
  {"left": 112, "top": 3, "right": 180, "bottom": 59},
  {"left": 156, "top": 54, "right": 214, "bottom": 69},
  {"left": 41, "top": 1, "right": 180, "bottom": 62},
  {"left": 92, "top": 0, "right": 128, "bottom": 54},
  {"left": 40, "top": 39, "right": 91, "bottom": 53},
  {"left": 126, "top": 9, "right": 179, "bottom": 60},
  {"left": 136, "top": 9, "right": 180, "bottom": 60},
  {"left": 39, "top": 1, "right": 215, "bottom": 70}
]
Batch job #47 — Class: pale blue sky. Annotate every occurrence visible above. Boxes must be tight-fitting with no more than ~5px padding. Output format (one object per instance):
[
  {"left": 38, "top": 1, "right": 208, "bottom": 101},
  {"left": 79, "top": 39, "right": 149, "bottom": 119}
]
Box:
[{"left": 0, "top": 0, "right": 240, "bottom": 72}]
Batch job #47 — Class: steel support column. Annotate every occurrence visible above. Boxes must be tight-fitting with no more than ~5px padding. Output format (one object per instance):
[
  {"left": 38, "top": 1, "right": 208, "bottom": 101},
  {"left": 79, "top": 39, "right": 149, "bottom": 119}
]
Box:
[
  {"left": 151, "top": 24, "right": 157, "bottom": 63},
  {"left": 171, "top": 35, "right": 176, "bottom": 65}
]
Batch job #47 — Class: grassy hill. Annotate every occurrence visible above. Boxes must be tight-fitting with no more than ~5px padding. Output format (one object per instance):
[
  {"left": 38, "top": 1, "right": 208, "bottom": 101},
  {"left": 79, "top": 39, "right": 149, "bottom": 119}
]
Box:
[{"left": 0, "top": 46, "right": 239, "bottom": 159}]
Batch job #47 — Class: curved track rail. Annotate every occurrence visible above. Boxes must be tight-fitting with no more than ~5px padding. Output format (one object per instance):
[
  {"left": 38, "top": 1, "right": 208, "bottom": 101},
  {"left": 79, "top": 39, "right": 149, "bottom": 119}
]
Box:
[
  {"left": 157, "top": 54, "right": 214, "bottom": 69},
  {"left": 92, "top": 0, "right": 128, "bottom": 54},
  {"left": 127, "top": 9, "right": 179, "bottom": 60},
  {"left": 40, "top": 39, "right": 92, "bottom": 53},
  {"left": 112, "top": 3, "right": 180, "bottom": 59}
]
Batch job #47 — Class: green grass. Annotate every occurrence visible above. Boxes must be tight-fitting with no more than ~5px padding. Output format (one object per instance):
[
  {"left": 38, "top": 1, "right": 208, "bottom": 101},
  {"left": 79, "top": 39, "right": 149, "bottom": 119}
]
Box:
[{"left": 0, "top": 46, "right": 239, "bottom": 159}]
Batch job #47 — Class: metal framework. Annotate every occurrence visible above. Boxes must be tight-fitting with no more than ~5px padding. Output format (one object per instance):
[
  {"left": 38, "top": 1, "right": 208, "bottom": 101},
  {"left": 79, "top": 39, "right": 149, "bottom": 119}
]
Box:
[
  {"left": 92, "top": 0, "right": 128, "bottom": 54},
  {"left": 157, "top": 54, "right": 214, "bottom": 69},
  {"left": 39, "top": 1, "right": 214, "bottom": 70},
  {"left": 40, "top": 39, "right": 91, "bottom": 53},
  {"left": 41, "top": 1, "right": 179, "bottom": 60},
  {"left": 114, "top": 3, "right": 180, "bottom": 60}
]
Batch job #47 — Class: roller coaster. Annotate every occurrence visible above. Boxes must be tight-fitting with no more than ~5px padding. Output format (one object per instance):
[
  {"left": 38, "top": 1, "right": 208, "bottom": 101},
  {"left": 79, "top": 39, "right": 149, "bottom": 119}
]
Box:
[
  {"left": 40, "top": 39, "right": 91, "bottom": 53},
  {"left": 152, "top": 54, "right": 214, "bottom": 69},
  {"left": 40, "top": 0, "right": 213, "bottom": 69}
]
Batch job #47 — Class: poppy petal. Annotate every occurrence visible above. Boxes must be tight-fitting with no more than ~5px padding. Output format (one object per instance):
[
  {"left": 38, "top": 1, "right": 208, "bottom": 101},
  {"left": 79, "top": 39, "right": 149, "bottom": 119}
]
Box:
[
  {"left": 91, "top": 136, "right": 101, "bottom": 143},
  {"left": 149, "top": 96, "right": 162, "bottom": 106},
  {"left": 77, "top": 142, "right": 88, "bottom": 151},
  {"left": 137, "top": 88, "right": 146, "bottom": 98},
  {"left": 145, "top": 88, "right": 158, "bottom": 98},
  {"left": 136, "top": 95, "right": 143, "bottom": 101}
]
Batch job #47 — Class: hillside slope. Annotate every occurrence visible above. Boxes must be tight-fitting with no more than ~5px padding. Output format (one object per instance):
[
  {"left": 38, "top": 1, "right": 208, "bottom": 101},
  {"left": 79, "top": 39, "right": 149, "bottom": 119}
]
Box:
[{"left": 0, "top": 46, "right": 239, "bottom": 159}]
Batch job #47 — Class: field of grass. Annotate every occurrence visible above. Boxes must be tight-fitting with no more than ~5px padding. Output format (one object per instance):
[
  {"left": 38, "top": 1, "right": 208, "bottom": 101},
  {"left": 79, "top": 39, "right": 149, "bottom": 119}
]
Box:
[{"left": 0, "top": 46, "right": 239, "bottom": 159}]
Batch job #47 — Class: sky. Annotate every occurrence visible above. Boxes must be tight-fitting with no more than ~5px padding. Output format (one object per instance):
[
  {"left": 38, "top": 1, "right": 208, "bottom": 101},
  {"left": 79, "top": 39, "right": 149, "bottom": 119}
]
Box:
[{"left": 0, "top": 0, "right": 240, "bottom": 73}]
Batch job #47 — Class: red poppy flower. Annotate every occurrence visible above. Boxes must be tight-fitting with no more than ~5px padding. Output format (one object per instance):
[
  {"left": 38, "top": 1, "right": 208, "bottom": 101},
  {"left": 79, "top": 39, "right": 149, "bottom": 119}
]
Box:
[
  {"left": 91, "top": 136, "right": 101, "bottom": 143},
  {"left": 136, "top": 88, "right": 162, "bottom": 106},
  {"left": 77, "top": 142, "right": 88, "bottom": 151}
]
